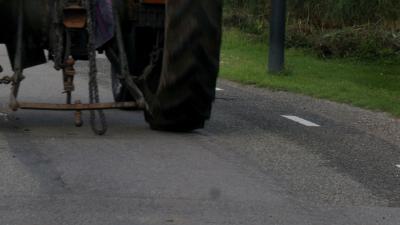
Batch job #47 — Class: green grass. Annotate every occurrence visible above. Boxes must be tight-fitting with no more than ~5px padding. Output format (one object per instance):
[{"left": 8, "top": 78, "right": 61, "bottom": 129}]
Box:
[{"left": 220, "top": 29, "right": 400, "bottom": 117}]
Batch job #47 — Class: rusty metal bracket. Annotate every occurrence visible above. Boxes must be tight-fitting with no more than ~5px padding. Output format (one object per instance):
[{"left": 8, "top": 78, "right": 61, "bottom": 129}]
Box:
[
  {"left": 63, "top": 4, "right": 87, "bottom": 29},
  {"left": 63, "top": 56, "right": 76, "bottom": 104},
  {"left": 74, "top": 100, "right": 83, "bottom": 127}
]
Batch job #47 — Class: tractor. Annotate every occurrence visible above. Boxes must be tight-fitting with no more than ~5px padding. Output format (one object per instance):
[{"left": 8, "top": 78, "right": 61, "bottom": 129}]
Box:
[{"left": 0, "top": 0, "right": 223, "bottom": 134}]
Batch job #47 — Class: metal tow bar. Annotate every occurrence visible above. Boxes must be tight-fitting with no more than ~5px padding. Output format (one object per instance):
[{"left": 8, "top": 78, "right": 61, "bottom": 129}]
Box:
[
  {"left": 12, "top": 101, "right": 145, "bottom": 129},
  {"left": 17, "top": 102, "right": 141, "bottom": 111}
]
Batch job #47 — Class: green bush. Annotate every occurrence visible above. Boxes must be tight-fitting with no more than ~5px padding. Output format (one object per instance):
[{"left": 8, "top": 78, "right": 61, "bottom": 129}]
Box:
[
  {"left": 314, "top": 26, "right": 400, "bottom": 59},
  {"left": 286, "top": 22, "right": 316, "bottom": 49},
  {"left": 285, "top": 24, "right": 400, "bottom": 59}
]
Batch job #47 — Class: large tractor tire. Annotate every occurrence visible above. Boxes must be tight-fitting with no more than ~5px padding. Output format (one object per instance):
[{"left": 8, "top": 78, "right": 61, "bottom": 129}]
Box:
[
  {"left": 143, "top": 0, "right": 223, "bottom": 131},
  {"left": 112, "top": 0, "right": 223, "bottom": 131}
]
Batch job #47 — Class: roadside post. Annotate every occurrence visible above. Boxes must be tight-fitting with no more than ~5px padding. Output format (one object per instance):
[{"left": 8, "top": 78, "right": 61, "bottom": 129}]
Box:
[{"left": 268, "top": 0, "right": 287, "bottom": 73}]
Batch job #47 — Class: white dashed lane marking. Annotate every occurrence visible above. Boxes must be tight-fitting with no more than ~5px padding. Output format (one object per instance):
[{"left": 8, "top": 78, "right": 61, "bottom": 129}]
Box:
[
  {"left": 216, "top": 88, "right": 224, "bottom": 91},
  {"left": 282, "top": 115, "right": 320, "bottom": 127}
]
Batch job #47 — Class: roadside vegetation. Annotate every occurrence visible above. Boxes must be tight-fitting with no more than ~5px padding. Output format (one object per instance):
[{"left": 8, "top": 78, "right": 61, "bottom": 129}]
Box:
[
  {"left": 220, "top": 29, "right": 400, "bottom": 117},
  {"left": 220, "top": 0, "right": 400, "bottom": 117},
  {"left": 224, "top": 0, "right": 400, "bottom": 60}
]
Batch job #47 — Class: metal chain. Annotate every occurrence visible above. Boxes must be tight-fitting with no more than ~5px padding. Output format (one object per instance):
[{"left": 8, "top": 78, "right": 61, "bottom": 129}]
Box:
[
  {"left": 53, "top": 0, "right": 65, "bottom": 70},
  {"left": 137, "top": 30, "right": 163, "bottom": 82},
  {"left": 132, "top": 29, "right": 163, "bottom": 111},
  {"left": 151, "top": 30, "right": 163, "bottom": 63},
  {"left": 86, "top": 0, "right": 107, "bottom": 135},
  {"left": 63, "top": 30, "right": 73, "bottom": 104}
]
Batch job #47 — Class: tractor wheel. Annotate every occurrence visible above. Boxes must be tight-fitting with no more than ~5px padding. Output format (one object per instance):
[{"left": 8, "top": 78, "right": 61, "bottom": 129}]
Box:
[{"left": 142, "top": 0, "right": 223, "bottom": 132}]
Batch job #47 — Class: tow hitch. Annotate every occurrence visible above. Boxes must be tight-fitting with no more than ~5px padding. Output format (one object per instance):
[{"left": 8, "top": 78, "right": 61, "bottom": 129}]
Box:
[{"left": 0, "top": 0, "right": 147, "bottom": 135}]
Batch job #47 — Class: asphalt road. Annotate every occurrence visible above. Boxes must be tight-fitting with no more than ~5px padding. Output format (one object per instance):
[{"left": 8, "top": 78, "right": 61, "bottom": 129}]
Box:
[{"left": 0, "top": 45, "right": 400, "bottom": 224}]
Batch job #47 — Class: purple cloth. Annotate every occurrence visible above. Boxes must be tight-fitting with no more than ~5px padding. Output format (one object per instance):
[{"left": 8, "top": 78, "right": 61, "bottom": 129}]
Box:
[{"left": 95, "top": 0, "right": 114, "bottom": 48}]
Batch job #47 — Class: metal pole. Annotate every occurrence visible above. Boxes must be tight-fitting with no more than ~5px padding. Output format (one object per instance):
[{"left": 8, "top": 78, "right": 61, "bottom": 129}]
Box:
[
  {"left": 268, "top": 0, "right": 286, "bottom": 73},
  {"left": 9, "top": 0, "right": 25, "bottom": 110}
]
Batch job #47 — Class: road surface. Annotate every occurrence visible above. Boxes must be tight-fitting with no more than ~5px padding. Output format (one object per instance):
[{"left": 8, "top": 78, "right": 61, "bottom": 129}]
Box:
[{"left": 0, "top": 45, "right": 399, "bottom": 224}]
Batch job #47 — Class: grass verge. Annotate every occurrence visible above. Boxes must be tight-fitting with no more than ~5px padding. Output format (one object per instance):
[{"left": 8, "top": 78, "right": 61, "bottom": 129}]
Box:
[{"left": 220, "top": 29, "right": 400, "bottom": 117}]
